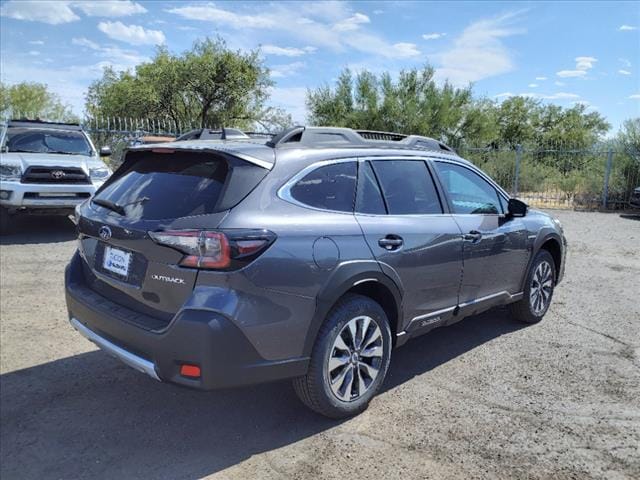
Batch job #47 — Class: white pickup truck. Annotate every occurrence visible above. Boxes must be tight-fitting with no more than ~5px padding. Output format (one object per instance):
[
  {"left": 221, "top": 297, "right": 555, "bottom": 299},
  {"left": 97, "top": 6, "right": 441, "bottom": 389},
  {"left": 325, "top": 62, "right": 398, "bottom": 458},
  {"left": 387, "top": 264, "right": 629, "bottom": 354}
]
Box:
[{"left": 0, "top": 120, "right": 112, "bottom": 233}]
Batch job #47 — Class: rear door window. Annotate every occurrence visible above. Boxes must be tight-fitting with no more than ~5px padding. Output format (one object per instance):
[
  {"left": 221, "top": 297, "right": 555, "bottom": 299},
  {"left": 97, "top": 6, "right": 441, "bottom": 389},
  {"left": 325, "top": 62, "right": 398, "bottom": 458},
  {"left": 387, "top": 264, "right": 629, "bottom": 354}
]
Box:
[
  {"left": 371, "top": 160, "right": 442, "bottom": 214},
  {"left": 434, "top": 162, "right": 502, "bottom": 215},
  {"left": 93, "top": 151, "right": 230, "bottom": 220},
  {"left": 289, "top": 162, "right": 357, "bottom": 212}
]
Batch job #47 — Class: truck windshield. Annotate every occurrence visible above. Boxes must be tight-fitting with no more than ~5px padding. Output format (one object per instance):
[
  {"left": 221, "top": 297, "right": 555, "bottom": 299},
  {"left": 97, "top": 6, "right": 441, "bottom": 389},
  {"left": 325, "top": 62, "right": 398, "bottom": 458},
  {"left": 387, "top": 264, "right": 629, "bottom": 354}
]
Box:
[{"left": 4, "top": 128, "right": 92, "bottom": 155}]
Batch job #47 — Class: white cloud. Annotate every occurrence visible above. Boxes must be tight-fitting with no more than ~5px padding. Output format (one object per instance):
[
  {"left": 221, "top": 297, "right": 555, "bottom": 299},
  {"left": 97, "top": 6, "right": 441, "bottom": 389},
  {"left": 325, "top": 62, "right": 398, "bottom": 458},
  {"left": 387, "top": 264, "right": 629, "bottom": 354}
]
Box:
[
  {"left": 261, "top": 45, "right": 316, "bottom": 57},
  {"left": 555, "top": 80, "right": 565, "bottom": 86},
  {"left": 575, "top": 56, "right": 597, "bottom": 70},
  {"left": 98, "top": 21, "right": 165, "bottom": 46},
  {"left": 557, "top": 70, "right": 587, "bottom": 78},
  {"left": 373, "top": 9, "right": 384, "bottom": 15},
  {"left": 0, "top": 0, "right": 79, "bottom": 24},
  {"left": 433, "top": 11, "right": 525, "bottom": 85},
  {"left": 167, "top": 3, "right": 416, "bottom": 58},
  {"left": 619, "top": 25, "right": 637, "bottom": 31},
  {"left": 556, "top": 56, "right": 597, "bottom": 78},
  {"left": 391, "top": 42, "right": 421, "bottom": 57},
  {"left": 629, "top": 94, "right": 640, "bottom": 100},
  {"left": 422, "top": 32, "right": 446, "bottom": 40},
  {"left": 28, "top": 51, "right": 40, "bottom": 56},
  {"left": 618, "top": 69, "right": 632, "bottom": 75},
  {"left": 494, "top": 92, "right": 514, "bottom": 98},
  {"left": 270, "top": 62, "right": 306, "bottom": 78},
  {"left": 73, "top": 1, "right": 146, "bottom": 17},
  {"left": 535, "top": 76, "right": 547, "bottom": 81},
  {"left": 28, "top": 40, "right": 45, "bottom": 45},
  {"left": 521, "top": 92, "right": 580, "bottom": 100},
  {"left": 333, "top": 12, "right": 370, "bottom": 31},
  {"left": 166, "top": 4, "right": 277, "bottom": 28},
  {"left": 72, "top": 37, "right": 100, "bottom": 50},
  {"left": 528, "top": 83, "right": 538, "bottom": 88},
  {"left": 0, "top": 0, "right": 145, "bottom": 24}
]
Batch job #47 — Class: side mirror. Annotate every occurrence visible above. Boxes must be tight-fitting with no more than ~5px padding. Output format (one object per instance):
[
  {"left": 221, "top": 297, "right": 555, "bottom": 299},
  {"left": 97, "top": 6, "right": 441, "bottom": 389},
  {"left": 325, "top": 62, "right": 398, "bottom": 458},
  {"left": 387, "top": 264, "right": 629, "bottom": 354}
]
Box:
[
  {"left": 0, "top": 145, "right": 8, "bottom": 153},
  {"left": 508, "top": 198, "right": 528, "bottom": 217},
  {"left": 99, "top": 146, "right": 111, "bottom": 157}
]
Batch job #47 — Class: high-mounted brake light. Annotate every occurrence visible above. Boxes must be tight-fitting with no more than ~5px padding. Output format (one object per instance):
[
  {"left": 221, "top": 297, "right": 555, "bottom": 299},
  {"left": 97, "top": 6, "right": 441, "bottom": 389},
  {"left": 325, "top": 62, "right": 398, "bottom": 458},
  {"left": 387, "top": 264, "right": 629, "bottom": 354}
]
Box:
[
  {"left": 149, "top": 229, "right": 275, "bottom": 270},
  {"left": 151, "top": 148, "right": 175, "bottom": 153}
]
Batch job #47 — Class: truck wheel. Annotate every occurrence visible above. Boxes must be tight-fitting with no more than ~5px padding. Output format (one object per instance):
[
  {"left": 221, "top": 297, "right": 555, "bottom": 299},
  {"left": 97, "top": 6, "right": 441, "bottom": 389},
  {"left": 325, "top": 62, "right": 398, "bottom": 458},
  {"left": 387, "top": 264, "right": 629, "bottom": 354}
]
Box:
[
  {"left": 293, "top": 294, "right": 392, "bottom": 418},
  {"left": 510, "top": 250, "right": 556, "bottom": 324}
]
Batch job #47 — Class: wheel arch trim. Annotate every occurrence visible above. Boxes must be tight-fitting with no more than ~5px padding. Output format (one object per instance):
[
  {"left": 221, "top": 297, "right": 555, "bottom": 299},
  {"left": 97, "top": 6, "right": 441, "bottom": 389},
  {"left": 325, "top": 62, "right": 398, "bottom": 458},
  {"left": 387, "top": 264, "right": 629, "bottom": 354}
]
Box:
[{"left": 302, "top": 261, "right": 403, "bottom": 357}]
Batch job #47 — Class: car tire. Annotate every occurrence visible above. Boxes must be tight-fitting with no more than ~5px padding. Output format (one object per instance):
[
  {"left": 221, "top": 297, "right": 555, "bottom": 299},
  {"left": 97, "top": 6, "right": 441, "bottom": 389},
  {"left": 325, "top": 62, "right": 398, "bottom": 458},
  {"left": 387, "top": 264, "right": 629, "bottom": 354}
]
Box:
[
  {"left": 0, "top": 208, "right": 13, "bottom": 235},
  {"left": 293, "top": 294, "right": 392, "bottom": 418},
  {"left": 510, "top": 250, "right": 556, "bottom": 324}
]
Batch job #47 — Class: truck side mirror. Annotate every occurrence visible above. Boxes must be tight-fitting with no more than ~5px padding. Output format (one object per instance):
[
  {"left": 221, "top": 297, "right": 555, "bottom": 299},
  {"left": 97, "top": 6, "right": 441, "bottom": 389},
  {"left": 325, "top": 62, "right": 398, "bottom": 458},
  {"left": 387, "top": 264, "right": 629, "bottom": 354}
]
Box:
[{"left": 99, "top": 146, "right": 111, "bottom": 157}]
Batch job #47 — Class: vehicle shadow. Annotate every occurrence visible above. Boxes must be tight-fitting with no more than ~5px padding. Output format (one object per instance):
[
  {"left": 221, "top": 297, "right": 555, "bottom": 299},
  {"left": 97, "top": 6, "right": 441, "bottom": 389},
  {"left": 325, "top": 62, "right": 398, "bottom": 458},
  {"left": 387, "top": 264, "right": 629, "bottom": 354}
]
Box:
[
  {"left": 0, "top": 308, "right": 524, "bottom": 480},
  {"left": 0, "top": 215, "right": 76, "bottom": 245}
]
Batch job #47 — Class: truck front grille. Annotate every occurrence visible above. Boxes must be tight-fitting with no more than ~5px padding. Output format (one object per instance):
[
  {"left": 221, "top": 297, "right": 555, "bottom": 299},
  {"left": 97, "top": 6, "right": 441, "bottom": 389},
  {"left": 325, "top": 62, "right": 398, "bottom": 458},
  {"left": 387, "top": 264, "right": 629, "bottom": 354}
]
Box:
[{"left": 21, "top": 166, "right": 91, "bottom": 184}]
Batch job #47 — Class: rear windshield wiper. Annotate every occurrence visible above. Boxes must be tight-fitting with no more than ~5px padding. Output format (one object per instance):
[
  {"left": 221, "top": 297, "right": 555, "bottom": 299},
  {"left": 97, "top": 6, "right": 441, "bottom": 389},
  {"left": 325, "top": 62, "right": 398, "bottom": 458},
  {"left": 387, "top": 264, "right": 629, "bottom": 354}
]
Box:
[
  {"left": 92, "top": 197, "right": 149, "bottom": 216},
  {"left": 92, "top": 198, "right": 125, "bottom": 215}
]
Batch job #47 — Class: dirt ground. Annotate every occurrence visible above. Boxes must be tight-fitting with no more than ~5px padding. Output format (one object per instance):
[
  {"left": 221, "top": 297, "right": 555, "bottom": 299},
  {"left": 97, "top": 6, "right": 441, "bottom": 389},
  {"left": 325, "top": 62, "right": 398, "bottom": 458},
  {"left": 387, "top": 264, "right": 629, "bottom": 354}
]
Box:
[{"left": 0, "top": 210, "right": 638, "bottom": 480}]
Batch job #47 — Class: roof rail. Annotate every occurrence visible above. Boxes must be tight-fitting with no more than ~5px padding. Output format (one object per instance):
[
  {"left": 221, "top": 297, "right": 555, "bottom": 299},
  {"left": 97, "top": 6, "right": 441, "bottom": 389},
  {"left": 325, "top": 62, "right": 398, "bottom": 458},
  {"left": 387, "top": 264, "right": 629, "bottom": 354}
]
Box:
[{"left": 266, "top": 126, "right": 455, "bottom": 153}]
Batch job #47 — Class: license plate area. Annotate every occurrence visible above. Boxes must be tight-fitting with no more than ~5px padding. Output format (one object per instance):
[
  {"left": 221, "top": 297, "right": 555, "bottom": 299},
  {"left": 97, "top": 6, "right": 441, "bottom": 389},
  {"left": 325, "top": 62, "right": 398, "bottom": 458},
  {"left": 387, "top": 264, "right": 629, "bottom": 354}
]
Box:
[{"left": 102, "top": 245, "right": 131, "bottom": 278}]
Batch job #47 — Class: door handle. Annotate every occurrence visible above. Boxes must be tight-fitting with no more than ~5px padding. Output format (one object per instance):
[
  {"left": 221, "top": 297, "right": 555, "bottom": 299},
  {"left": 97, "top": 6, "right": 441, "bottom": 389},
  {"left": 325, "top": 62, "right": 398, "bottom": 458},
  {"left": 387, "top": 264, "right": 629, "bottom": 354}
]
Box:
[
  {"left": 378, "top": 235, "right": 403, "bottom": 250},
  {"left": 463, "top": 230, "right": 482, "bottom": 242}
]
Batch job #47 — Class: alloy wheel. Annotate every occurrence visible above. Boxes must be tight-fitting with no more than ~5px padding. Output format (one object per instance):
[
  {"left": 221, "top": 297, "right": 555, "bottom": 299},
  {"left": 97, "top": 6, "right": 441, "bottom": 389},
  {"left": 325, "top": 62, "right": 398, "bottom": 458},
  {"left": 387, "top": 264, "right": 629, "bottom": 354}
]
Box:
[
  {"left": 327, "top": 315, "right": 384, "bottom": 402},
  {"left": 530, "top": 260, "right": 553, "bottom": 315}
]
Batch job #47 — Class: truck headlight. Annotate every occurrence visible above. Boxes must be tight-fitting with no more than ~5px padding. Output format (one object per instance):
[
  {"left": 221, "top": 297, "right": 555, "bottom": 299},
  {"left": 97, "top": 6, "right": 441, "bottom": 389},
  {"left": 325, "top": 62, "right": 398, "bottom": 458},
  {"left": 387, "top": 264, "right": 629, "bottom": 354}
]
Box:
[
  {"left": 89, "top": 167, "right": 111, "bottom": 182},
  {"left": 0, "top": 163, "right": 22, "bottom": 181}
]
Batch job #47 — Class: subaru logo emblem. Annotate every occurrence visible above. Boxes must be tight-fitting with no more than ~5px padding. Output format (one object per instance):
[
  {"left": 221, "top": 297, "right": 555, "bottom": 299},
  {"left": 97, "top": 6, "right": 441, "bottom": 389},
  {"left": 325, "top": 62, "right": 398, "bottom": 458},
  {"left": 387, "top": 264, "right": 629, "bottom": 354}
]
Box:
[
  {"left": 51, "top": 170, "right": 66, "bottom": 179},
  {"left": 99, "top": 226, "right": 112, "bottom": 240}
]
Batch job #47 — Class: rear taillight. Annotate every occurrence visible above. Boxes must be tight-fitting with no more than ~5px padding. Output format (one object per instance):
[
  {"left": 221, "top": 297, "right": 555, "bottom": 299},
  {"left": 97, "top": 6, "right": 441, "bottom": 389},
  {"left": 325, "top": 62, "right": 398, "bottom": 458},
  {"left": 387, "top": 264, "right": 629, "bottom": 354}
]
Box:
[{"left": 149, "top": 229, "right": 274, "bottom": 270}]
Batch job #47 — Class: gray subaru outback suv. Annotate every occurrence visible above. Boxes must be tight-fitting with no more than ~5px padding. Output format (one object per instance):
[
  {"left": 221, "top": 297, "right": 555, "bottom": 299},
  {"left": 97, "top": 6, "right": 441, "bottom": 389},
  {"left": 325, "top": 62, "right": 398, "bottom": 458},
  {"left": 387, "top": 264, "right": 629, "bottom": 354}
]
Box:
[{"left": 65, "top": 126, "right": 566, "bottom": 418}]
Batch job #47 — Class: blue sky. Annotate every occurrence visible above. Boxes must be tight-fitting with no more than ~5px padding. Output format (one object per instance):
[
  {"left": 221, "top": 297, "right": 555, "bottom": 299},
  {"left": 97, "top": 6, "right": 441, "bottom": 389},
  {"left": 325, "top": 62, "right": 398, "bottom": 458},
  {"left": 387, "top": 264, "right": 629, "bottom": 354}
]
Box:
[{"left": 1, "top": 0, "right": 639, "bottom": 133}]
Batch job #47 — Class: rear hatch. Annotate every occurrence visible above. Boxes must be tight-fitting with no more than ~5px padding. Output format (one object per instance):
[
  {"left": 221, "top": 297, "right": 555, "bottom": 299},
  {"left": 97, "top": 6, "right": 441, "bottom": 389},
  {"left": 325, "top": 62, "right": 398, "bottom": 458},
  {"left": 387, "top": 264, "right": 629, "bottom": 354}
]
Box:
[{"left": 76, "top": 148, "right": 269, "bottom": 329}]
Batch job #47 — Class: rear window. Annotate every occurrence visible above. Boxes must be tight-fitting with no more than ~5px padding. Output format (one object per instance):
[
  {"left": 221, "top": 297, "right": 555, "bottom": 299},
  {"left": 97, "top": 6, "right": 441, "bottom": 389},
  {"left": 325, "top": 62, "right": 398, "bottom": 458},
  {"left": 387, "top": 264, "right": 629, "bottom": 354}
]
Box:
[
  {"left": 94, "top": 151, "right": 231, "bottom": 220},
  {"left": 289, "top": 162, "right": 357, "bottom": 212}
]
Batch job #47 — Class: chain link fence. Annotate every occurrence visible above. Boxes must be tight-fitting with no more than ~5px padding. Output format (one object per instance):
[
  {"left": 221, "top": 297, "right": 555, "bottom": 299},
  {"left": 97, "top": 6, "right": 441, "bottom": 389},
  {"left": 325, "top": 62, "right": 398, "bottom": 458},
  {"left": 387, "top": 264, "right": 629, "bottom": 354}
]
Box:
[{"left": 458, "top": 144, "right": 640, "bottom": 211}]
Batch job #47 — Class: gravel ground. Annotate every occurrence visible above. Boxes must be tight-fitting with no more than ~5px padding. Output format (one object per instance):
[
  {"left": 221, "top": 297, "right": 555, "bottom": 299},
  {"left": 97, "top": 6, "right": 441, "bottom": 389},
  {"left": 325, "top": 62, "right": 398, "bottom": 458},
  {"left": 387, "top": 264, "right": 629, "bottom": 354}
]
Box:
[{"left": 0, "top": 210, "right": 639, "bottom": 480}]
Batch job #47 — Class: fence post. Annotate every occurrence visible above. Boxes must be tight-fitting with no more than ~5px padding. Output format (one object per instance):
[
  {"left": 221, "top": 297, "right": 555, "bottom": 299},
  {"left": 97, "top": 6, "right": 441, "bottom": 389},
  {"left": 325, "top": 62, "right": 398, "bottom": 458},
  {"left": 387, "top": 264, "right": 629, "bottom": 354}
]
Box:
[
  {"left": 602, "top": 149, "right": 613, "bottom": 209},
  {"left": 513, "top": 144, "right": 522, "bottom": 197}
]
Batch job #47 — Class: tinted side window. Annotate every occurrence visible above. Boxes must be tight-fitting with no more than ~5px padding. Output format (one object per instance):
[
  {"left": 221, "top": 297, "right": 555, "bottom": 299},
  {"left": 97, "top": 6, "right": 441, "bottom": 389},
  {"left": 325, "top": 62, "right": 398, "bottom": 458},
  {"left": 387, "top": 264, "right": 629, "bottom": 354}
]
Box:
[
  {"left": 290, "top": 162, "right": 356, "bottom": 212},
  {"left": 371, "top": 160, "right": 442, "bottom": 214},
  {"left": 434, "top": 162, "right": 501, "bottom": 214},
  {"left": 356, "top": 161, "right": 386, "bottom": 214}
]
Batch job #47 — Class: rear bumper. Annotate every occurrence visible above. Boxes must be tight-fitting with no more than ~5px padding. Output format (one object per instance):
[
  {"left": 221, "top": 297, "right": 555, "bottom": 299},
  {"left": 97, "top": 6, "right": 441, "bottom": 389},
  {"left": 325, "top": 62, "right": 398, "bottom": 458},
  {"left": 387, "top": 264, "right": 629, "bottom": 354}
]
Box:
[
  {"left": 65, "top": 252, "right": 309, "bottom": 389},
  {"left": 70, "top": 317, "right": 160, "bottom": 381}
]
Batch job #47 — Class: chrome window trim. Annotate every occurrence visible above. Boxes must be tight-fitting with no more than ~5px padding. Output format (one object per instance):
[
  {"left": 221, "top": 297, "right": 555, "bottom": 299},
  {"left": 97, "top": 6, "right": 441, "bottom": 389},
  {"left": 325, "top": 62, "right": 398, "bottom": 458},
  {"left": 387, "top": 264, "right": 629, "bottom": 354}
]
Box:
[{"left": 277, "top": 154, "right": 511, "bottom": 215}]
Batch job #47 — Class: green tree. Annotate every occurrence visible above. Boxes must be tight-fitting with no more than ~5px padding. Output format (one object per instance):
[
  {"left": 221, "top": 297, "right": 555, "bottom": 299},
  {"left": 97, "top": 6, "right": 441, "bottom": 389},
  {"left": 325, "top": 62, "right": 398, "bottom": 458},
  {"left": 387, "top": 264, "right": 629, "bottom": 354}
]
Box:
[
  {"left": 306, "top": 66, "right": 496, "bottom": 147},
  {"left": 86, "top": 37, "right": 287, "bottom": 132},
  {"left": 616, "top": 117, "right": 640, "bottom": 158},
  {"left": 0, "top": 81, "right": 77, "bottom": 122}
]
